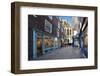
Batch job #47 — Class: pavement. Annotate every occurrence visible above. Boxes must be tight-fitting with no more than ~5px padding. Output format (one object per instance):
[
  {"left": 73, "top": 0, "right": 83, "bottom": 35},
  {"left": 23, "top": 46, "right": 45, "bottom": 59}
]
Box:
[{"left": 35, "top": 46, "right": 83, "bottom": 60}]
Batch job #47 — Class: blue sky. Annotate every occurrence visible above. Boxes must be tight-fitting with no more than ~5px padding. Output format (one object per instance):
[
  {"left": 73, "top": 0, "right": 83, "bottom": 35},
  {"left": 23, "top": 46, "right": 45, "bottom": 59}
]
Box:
[{"left": 59, "top": 16, "right": 73, "bottom": 26}]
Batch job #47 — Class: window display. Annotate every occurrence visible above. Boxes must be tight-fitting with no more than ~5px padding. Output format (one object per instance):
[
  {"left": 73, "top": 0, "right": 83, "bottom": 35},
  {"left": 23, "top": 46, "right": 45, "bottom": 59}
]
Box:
[{"left": 44, "top": 35, "right": 54, "bottom": 49}]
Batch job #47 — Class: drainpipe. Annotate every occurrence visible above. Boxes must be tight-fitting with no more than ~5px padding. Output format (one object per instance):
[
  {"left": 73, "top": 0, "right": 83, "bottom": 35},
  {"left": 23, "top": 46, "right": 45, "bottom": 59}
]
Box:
[{"left": 33, "top": 29, "right": 37, "bottom": 59}]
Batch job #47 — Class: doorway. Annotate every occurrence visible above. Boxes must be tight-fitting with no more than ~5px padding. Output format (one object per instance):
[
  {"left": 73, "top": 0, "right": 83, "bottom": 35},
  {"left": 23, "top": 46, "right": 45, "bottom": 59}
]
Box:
[{"left": 37, "top": 32, "right": 43, "bottom": 57}]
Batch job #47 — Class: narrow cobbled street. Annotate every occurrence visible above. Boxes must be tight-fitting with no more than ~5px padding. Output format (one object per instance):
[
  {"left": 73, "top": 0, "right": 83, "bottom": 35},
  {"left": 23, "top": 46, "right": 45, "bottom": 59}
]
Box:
[{"left": 36, "top": 46, "right": 82, "bottom": 60}]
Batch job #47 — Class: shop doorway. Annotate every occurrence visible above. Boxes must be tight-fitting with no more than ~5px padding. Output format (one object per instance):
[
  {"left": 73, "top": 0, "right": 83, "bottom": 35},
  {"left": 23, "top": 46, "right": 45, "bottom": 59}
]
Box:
[{"left": 37, "top": 32, "right": 43, "bottom": 57}]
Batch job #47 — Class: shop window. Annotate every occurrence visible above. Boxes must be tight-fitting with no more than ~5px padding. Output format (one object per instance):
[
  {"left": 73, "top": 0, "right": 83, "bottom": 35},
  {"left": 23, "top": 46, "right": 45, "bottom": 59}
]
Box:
[
  {"left": 44, "top": 35, "right": 54, "bottom": 48},
  {"left": 37, "top": 32, "right": 42, "bottom": 56}
]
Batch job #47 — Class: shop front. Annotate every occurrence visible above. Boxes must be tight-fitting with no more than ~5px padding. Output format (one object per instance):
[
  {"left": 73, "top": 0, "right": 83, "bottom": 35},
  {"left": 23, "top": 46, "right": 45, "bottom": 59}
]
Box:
[
  {"left": 29, "top": 29, "right": 44, "bottom": 59},
  {"left": 79, "top": 17, "right": 88, "bottom": 58},
  {"left": 43, "top": 34, "right": 54, "bottom": 53},
  {"left": 31, "top": 30, "right": 59, "bottom": 58},
  {"left": 28, "top": 15, "right": 61, "bottom": 60}
]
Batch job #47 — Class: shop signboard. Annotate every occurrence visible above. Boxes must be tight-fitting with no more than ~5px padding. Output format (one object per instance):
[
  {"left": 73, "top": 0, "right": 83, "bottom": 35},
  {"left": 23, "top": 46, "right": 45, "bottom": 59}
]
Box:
[{"left": 44, "top": 19, "right": 52, "bottom": 33}]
